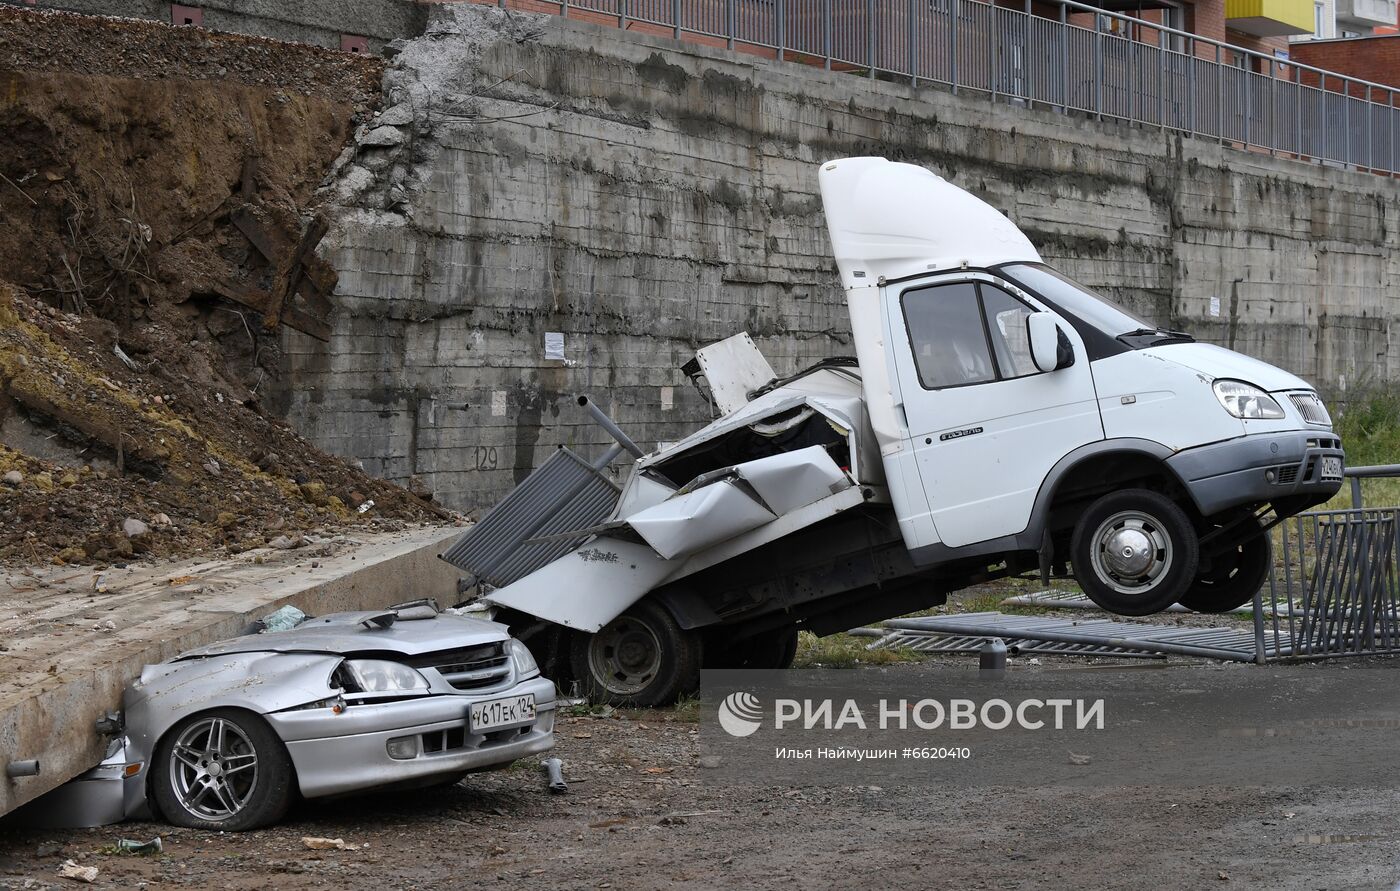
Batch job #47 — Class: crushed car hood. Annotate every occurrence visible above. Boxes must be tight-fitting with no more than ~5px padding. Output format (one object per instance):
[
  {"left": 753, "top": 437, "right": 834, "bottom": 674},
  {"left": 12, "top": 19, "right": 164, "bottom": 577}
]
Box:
[{"left": 175, "top": 611, "right": 510, "bottom": 660}]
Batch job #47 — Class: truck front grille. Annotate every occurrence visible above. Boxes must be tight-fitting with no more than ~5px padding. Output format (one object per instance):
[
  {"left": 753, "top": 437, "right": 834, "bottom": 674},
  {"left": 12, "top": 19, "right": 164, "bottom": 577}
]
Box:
[{"left": 1289, "top": 393, "right": 1331, "bottom": 426}]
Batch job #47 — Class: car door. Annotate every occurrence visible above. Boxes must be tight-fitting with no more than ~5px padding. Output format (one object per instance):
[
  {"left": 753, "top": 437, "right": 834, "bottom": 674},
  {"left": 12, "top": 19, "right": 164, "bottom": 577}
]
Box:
[{"left": 885, "top": 274, "right": 1104, "bottom": 549}]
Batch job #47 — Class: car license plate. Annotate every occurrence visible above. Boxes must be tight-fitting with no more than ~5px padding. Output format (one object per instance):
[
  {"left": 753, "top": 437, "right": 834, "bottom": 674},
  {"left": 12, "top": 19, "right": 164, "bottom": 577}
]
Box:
[
  {"left": 1321, "top": 456, "right": 1343, "bottom": 481},
  {"left": 470, "top": 694, "right": 535, "bottom": 731}
]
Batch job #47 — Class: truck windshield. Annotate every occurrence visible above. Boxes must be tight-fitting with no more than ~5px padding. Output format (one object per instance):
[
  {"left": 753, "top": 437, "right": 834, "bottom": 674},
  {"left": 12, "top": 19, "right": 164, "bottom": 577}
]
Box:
[{"left": 999, "top": 263, "right": 1194, "bottom": 349}]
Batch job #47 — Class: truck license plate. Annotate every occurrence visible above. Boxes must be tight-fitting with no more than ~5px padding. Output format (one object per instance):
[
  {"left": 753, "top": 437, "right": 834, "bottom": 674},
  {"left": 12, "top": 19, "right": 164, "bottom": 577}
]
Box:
[
  {"left": 1321, "top": 456, "right": 1343, "bottom": 481},
  {"left": 470, "top": 694, "right": 535, "bottom": 731}
]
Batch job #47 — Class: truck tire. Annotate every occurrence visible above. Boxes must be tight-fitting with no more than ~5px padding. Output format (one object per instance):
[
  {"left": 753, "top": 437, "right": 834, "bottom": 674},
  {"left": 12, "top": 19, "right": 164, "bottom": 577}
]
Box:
[
  {"left": 151, "top": 708, "right": 295, "bottom": 831},
  {"left": 570, "top": 600, "right": 701, "bottom": 707},
  {"left": 1070, "top": 488, "right": 1199, "bottom": 617},
  {"left": 707, "top": 625, "right": 800, "bottom": 669},
  {"left": 1180, "top": 520, "right": 1271, "bottom": 614}
]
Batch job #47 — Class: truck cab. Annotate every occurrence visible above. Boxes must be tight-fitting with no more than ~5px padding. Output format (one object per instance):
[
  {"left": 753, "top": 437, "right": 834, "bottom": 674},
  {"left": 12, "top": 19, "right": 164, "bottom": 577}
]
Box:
[{"left": 822, "top": 156, "right": 1343, "bottom": 615}]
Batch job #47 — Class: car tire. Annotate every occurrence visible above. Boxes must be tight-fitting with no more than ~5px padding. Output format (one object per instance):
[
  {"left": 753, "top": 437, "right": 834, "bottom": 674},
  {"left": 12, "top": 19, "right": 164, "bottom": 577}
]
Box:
[
  {"left": 707, "top": 625, "right": 800, "bottom": 669},
  {"left": 1180, "top": 519, "right": 1271, "bottom": 614},
  {"left": 570, "top": 600, "right": 701, "bottom": 707},
  {"left": 1071, "top": 488, "right": 1199, "bottom": 617},
  {"left": 151, "top": 708, "right": 295, "bottom": 831}
]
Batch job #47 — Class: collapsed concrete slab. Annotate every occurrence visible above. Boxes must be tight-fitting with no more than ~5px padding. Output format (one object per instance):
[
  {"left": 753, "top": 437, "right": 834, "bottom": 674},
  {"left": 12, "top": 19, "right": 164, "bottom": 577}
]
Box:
[{"left": 0, "top": 525, "right": 464, "bottom": 817}]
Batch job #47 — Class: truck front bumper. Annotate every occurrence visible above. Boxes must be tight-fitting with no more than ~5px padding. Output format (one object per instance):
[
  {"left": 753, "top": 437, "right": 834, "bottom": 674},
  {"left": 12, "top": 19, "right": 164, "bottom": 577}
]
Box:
[
  {"left": 266, "top": 676, "right": 556, "bottom": 798},
  {"left": 1166, "top": 430, "right": 1344, "bottom": 518}
]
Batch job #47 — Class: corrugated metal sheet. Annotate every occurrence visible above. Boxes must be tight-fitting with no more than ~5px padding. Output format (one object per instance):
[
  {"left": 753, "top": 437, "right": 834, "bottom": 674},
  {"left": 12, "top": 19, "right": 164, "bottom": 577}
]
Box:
[{"left": 440, "top": 448, "right": 620, "bottom": 588}]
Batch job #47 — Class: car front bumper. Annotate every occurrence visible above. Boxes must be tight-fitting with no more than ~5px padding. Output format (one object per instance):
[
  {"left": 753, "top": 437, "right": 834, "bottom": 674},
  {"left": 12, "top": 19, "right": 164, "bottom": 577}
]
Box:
[
  {"left": 266, "top": 676, "right": 557, "bottom": 798},
  {"left": 1167, "top": 429, "right": 1344, "bottom": 518}
]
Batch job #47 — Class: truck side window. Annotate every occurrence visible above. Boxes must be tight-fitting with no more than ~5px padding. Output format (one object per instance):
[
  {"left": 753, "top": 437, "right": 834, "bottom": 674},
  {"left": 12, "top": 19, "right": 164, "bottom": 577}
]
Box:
[
  {"left": 901, "top": 282, "right": 995, "bottom": 389},
  {"left": 979, "top": 284, "right": 1038, "bottom": 379}
]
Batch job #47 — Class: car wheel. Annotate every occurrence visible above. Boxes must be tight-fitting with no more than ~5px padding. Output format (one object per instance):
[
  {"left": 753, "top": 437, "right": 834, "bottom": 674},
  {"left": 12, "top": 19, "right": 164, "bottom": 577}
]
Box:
[
  {"left": 1180, "top": 519, "right": 1271, "bottom": 614},
  {"left": 152, "top": 708, "right": 294, "bottom": 831},
  {"left": 570, "top": 600, "right": 701, "bottom": 707},
  {"left": 1071, "top": 488, "right": 1199, "bottom": 617}
]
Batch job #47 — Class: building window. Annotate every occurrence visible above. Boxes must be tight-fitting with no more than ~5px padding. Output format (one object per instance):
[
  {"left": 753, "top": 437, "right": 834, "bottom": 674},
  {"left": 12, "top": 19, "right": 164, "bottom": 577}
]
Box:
[
  {"left": 171, "top": 4, "right": 203, "bottom": 26},
  {"left": 1314, "top": 1, "right": 1326, "bottom": 37},
  {"left": 341, "top": 34, "right": 370, "bottom": 53}
]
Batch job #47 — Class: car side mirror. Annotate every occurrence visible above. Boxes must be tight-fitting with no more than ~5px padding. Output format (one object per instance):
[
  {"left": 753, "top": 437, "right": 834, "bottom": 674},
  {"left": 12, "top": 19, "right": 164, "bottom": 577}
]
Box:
[{"left": 1028, "top": 312, "right": 1074, "bottom": 373}]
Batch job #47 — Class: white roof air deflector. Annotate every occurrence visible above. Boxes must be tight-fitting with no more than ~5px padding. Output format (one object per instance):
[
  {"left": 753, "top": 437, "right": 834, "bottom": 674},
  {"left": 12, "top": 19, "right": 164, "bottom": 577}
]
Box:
[{"left": 818, "top": 157, "right": 1042, "bottom": 290}]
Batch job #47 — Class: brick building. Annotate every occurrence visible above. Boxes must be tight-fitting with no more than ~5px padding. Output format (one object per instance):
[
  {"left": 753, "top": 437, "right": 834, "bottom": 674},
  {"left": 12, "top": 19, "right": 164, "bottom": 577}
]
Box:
[{"left": 1291, "top": 32, "right": 1400, "bottom": 85}]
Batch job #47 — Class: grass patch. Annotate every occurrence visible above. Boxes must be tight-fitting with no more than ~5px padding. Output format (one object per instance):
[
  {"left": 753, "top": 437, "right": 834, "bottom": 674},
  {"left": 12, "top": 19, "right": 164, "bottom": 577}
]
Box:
[
  {"left": 792, "top": 631, "right": 918, "bottom": 668},
  {"left": 1325, "top": 389, "right": 1400, "bottom": 509}
]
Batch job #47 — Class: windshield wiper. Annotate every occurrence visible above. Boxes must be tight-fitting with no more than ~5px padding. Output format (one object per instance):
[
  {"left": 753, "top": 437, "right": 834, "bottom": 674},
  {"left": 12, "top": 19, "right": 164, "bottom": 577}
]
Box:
[{"left": 1118, "top": 327, "right": 1195, "bottom": 344}]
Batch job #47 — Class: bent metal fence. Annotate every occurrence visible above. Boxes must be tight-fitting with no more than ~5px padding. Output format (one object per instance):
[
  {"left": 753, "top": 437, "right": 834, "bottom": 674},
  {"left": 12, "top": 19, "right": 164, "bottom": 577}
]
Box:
[
  {"left": 517, "top": 0, "right": 1400, "bottom": 176},
  {"left": 867, "top": 465, "right": 1400, "bottom": 664}
]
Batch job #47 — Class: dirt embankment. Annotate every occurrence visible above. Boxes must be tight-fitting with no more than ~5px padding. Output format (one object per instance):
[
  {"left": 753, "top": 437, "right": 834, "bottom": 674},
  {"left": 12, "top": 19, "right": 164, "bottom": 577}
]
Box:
[{"left": 0, "top": 9, "right": 449, "bottom": 565}]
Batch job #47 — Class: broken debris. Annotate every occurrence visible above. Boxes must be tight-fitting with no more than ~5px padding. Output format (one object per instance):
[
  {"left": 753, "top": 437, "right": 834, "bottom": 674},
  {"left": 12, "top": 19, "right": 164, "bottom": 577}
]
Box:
[{"left": 57, "top": 860, "right": 98, "bottom": 883}]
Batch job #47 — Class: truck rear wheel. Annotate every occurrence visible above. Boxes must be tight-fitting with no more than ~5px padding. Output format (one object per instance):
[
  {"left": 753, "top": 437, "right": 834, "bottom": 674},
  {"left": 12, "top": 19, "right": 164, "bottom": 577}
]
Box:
[
  {"left": 570, "top": 600, "right": 701, "bottom": 707},
  {"left": 1070, "top": 489, "right": 1199, "bottom": 617},
  {"left": 1180, "top": 519, "right": 1271, "bottom": 613},
  {"left": 707, "top": 625, "right": 800, "bottom": 669}
]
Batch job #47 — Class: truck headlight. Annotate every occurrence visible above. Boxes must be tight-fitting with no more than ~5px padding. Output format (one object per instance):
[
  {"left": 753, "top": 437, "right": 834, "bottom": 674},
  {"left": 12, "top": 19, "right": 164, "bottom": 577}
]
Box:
[
  {"left": 344, "top": 659, "right": 429, "bottom": 692},
  {"left": 1213, "top": 380, "right": 1285, "bottom": 420},
  {"left": 505, "top": 639, "right": 539, "bottom": 680}
]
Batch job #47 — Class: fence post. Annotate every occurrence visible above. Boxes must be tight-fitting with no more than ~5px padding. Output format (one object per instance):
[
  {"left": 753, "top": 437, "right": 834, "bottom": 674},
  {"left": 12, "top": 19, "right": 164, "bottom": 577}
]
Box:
[
  {"left": 1352, "top": 477, "right": 1363, "bottom": 510},
  {"left": 1344, "top": 78, "right": 1351, "bottom": 166},
  {"left": 1269, "top": 59, "right": 1276, "bottom": 156},
  {"left": 1059, "top": 2, "right": 1067, "bottom": 113},
  {"left": 1158, "top": 27, "right": 1165, "bottom": 131},
  {"left": 1025, "top": 6, "right": 1033, "bottom": 106},
  {"left": 727, "top": 0, "right": 735, "bottom": 50},
  {"left": 825, "top": 0, "right": 832, "bottom": 69},
  {"left": 990, "top": 3, "right": 998, "bottom": 101},
  {"left": 1367, "top": 84, "right": 1374, "bottom": 172},
  {"left": 868, "top": 0, "right": 876, "bottom": 77},
  {"left": 1187, "top": 37, "right": 1195, "bottom": 134},
  {"left": 951, "top": 0, "right": 959, "bottom": 96},
  {"left": 1129, "top": 29, "right": 1136, "bottom": 124},
  {"left": 673, "top": 0, "right": 681, "bottom": 38},
  {"left": 1297, "top": 65, "right": 1304, "bottom": 160},
  {"left": 1391, "top": 91, "right": 1396, "bottom": 175},
  {"left": 1216, "top": 44, "right": 1223, "bottom": 145},
  {"left": 778, "top": 0, "right": 785, "bottom": 61},
  {"left": 1093, "top": 14, "right": 1102, "bottom": 121},
  {"left": 908, "top": 0, "right": 917, "bottom": 85},
  {"left": 1243, "top": 58, "right": 1251, "bottom": 148}
]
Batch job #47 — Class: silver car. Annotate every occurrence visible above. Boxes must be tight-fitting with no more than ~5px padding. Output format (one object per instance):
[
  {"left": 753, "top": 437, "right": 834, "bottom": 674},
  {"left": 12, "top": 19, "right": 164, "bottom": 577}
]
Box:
[{"left": 67, "top": 602, "right": 555, "bottom": 830}]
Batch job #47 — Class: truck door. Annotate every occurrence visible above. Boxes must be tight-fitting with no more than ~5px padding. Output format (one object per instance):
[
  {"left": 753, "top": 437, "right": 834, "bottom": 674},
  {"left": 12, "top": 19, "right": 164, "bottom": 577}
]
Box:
[{"left": 886, "top": 274, "right": 1103, "bottom": 549}]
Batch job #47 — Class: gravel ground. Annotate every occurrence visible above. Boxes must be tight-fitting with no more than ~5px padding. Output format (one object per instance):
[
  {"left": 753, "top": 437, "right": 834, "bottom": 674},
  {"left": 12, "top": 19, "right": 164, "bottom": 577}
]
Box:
[{"left": 3, "top": 657, "right": 1399, "bottom": 890}]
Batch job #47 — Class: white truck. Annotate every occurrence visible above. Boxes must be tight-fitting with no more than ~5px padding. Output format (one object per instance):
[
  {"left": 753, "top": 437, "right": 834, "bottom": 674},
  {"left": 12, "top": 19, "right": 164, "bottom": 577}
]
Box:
[{"left": 443, "top": 157, "right": 1344, "bottom": 705}]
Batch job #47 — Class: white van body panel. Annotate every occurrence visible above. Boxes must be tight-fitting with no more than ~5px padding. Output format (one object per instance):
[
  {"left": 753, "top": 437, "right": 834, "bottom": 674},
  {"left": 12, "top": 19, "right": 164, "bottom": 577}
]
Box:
[
  {"left": 818, "top": 157, "right": 1041, "bottom": 290},
  {"left": 1092, "top": 350, "right": 1245, "bottom": 450}
]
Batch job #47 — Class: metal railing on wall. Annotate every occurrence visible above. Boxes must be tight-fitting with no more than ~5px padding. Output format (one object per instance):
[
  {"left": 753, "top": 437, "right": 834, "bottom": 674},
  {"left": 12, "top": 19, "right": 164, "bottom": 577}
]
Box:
[{"left": 516, "top": 0, "right": 1400, "bottom": 176}]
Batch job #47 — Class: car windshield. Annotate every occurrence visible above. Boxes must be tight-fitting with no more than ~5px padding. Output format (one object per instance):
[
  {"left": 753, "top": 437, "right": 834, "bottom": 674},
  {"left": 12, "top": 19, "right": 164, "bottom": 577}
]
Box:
[{"left": 999, "top": 263, "right": 1181, "bottom": 343}]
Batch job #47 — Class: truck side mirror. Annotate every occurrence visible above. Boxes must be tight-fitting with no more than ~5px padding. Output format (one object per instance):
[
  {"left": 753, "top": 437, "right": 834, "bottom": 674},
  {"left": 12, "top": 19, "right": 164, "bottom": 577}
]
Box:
[{"left": 1028, "top": 312, "right": 1074, "bottom": 373}]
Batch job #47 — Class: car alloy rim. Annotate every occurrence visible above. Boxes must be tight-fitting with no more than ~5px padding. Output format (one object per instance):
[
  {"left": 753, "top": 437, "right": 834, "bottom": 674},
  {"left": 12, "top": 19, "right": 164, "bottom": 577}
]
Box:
[
  {"left": 170, "top": 717, "right": 259, "bottom": 820},
  {"left": 588, "top": 616, "right": 662, "bottom": 696},
  {"left": 1090, "top": 509, "right": 1173, "bottom": 596}
]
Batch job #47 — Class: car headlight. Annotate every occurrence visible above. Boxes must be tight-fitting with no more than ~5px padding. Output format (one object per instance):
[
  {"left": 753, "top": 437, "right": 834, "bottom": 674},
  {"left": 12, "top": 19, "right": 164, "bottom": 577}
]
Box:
[
  {"left": 505, "top": 639, "right": 539, "bottom": 680},
  {"left": 344, "top": 659, "right": 429, "bottom": 693},
  {"left": 1213, "top": 380, "right": 1285, "bottom": 419}
]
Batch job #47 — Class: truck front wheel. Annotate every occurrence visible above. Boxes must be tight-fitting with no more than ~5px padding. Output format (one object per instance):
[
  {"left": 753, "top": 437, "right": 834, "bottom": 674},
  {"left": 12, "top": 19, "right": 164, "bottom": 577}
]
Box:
[
  {"left": 1180, "top": 519, "right": 1271, "bottom": 613},
  {"left": 570, "top": 600, "right": 701, "bottom": 707},
  {"left": 1070, "top": 489, "right": 1199, "bottom": 617}
]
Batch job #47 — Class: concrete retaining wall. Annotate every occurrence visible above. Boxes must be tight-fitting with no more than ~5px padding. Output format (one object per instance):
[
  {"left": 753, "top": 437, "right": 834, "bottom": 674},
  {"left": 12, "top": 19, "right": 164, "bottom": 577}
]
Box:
[{"left": 278, "top": 4, "right": 1400, "bottom": 512}]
